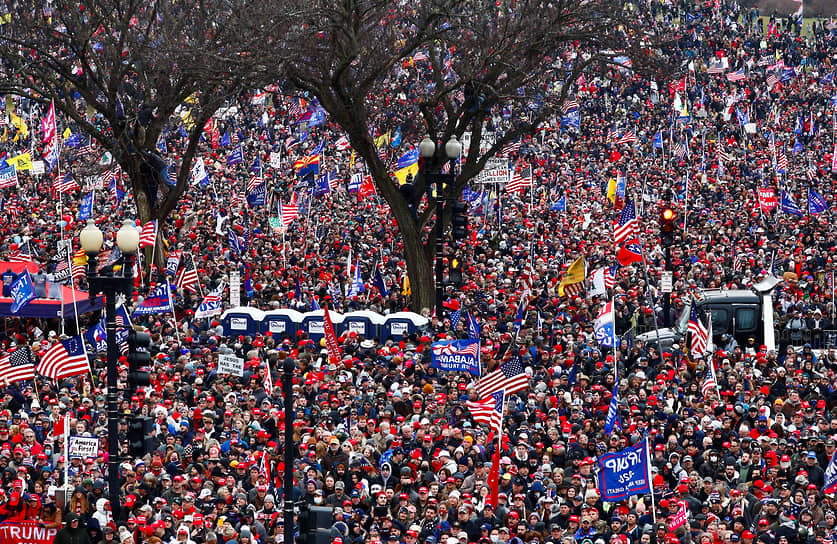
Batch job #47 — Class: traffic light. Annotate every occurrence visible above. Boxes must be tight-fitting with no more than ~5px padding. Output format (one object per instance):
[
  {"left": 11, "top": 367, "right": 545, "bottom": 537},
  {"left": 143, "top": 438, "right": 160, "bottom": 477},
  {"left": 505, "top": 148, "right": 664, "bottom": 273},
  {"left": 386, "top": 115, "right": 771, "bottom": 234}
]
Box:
[
  {"left": 451, "top": 200, "right": 468, "bottom": 240},
  {"left": 126, "top": 415, "right": 154, "bottom": 458},
  {"left": 296, "top": 504, "right": 332, "bottom": 544},
  {"left": 126, "top": 329, "right": 151, "bottom": 389},
  {"left": 449, "top": 256, "right": 463, "bottom": 286},
  {"left": 660, "top": 204, "right": 676, "bottom": 245}
]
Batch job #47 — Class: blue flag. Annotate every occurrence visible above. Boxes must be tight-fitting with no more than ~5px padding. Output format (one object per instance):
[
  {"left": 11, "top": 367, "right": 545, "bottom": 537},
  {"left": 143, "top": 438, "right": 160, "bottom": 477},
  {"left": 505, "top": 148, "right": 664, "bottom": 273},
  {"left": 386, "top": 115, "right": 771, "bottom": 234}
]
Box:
[
  {"left": 315, "top": 173, "right": 332, "bottom": 197},
  {"left": 824, "top": 451, "right": 837, "bottom": 494},
  {"left": 560, "top": 109, "right": 580, "bottom": 130},
  {"left": 132, "top": 284, "right": 174, "bottom": 316},
  {"left": 226, "top": 145, "right": 244, "bottom": 166},
  {"left": 220, "top": 132, "right": 231, "bottom": 147},
  {"left": 809, "top": 189, "right": 829, "bottom": 214},
  {"left": 597, "top": 439, "right": 652, "bottom": 501},
  {"left": 594, "top": 300, "right": 615, "bottom": 347},
  {"left": 781, "top": 190, "right": 804, "bottom": 216},
  {"left": 467, "top": 313, "right": 480, "bottom": 340},
  {"left": 373, "top": 266, "right": 389, "bottom": 297},
  {"left": 653, "top": 131, "right": 663, "bottom": 149},
  {"left": 551, "top": 195, "right": 566, "bottom": 212},
  {"left": 603, "top": 382, "right": 621, "bottom": 434},
  {"left": 430, "top": 339, "right": 480, "bottom": 375},
  {"left": 792, "top": 137, "right": 803, "bottom": 154},
  {"left": 449, "top": 305, "right": 462, "bottom": 329},
  {"left": 396, "top": 148, "right": 419, "bottom": 169},
  {"left": 512, "top": 295, "right": 528, "bottom": 338},
  {"left": 78, "top": 192, "right": 94, "bottom": 222},
  {"left": 10, "top": 271, "right": 36, "bottom": 314},
  {"left": 228, "top": 227, "right": 245, "bottom": 256},
  {"left": 391, "top": 127, "right": 402, "bottom": 148},
  {"left": 85, "top": 319, "right": 107, "bottom": 353}
]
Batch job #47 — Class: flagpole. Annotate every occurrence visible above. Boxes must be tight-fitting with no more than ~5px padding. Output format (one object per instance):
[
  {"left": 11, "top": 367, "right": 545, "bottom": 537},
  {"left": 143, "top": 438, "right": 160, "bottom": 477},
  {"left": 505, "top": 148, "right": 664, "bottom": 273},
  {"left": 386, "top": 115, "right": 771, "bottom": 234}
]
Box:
[
  {"left": 645, "top": 436, "right": 657, "bottom": 524},
  {"left": 64, "top": 412, "right": 70, "bottom": 488},
  {"left": 166, "top": 282, "right": 181, "bottom": 345}
]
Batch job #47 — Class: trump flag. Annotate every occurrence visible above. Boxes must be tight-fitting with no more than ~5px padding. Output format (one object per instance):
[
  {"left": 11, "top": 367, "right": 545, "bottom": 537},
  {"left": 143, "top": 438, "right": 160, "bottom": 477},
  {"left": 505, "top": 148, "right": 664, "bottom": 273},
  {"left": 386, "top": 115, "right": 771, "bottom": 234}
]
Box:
[
  {"left": 597, "top": 439, "right": 652, "bottom": 501},
  {"left": 430, "top": 339, "right": 480, "bottom": 375}
]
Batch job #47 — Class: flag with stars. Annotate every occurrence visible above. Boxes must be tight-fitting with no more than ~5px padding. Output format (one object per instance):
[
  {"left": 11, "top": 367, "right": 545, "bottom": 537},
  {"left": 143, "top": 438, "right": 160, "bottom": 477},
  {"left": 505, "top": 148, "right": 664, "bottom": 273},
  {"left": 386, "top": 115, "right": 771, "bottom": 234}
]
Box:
[
  {"left": 478, "top": 355, "right": 528, "bottom": 397},
  {"left": 37, "top": 336, "right": 89, "bottom": 381},
  {"left": 466, "top": 390, "right": 504, "bottom": 430},
  {"left": 449, "top": 304, "right": 462, "bottom": 329},
  {"left": 0, "top": 346, "right": 34, "bottom": 384}
]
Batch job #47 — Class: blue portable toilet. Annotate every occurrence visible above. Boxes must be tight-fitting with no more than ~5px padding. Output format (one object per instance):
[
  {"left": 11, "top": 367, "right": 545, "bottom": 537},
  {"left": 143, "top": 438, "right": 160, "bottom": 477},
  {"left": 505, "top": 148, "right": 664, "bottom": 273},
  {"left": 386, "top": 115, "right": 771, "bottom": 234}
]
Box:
[
  {"left": 262, "top": 309, "right": 304, "bottom": 340},
  {"left": 300, "top": 310, "right": 345, "bottom": 342},
  {"left": 382, "top": 312, "right": 430, "bottom": 340},
  {"left": 342, "top": 310, "right": 386, "bottom": 340},
  {"left": 220, "top": 307, "right": 265, "bottom": 338}
]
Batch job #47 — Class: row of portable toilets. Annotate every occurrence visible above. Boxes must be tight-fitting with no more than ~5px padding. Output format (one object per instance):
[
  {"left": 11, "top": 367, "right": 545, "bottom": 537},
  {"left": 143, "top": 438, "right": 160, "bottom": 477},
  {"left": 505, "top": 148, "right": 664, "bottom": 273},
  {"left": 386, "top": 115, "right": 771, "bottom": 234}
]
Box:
[{"left": 219, "top": 308, "right": 430, "bottom": 343}]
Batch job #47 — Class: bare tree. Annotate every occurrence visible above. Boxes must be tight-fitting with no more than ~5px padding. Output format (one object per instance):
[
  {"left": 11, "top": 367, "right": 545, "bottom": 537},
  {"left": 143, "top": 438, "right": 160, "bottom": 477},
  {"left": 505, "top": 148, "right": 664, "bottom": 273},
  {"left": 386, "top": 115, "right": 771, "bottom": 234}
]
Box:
[
  {"left": 0, "top": 0, "right": 281, "bottom": 261},
  {"left": 277, "top": 0, "right": 671, "bottom": 311}
]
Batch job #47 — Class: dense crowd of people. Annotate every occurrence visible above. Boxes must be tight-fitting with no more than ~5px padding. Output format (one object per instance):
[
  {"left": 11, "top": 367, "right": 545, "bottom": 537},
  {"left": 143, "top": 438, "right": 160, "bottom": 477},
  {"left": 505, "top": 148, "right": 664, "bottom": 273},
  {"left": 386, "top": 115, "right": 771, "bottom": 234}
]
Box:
[{"left": 2, "top": 2, "right": 837, "bottom": 544}]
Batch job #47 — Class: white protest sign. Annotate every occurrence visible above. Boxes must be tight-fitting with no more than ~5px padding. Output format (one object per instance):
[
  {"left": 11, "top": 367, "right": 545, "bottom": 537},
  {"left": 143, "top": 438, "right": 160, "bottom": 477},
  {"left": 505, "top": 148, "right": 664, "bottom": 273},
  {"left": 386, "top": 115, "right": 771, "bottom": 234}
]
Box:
[
  {"left": 230, "top": 271, "right": 241, "bottom": 308},
  {"left": 191, "top": 157, "right": 209, "bottom": 186},
  {"left": 270, "top": 152, "right": 282, "bottom": 169},
  {"left": 31, "top": 161, "right": 45, "bottom": 175},
  {"left": 476, "top": 157, "right": 511, "bottom": 184},
  {"left": 217, "top": 354, "right": 244, "bottom": 376},
  {"left": 68, "top": 436, "right": 100, "bottom": 459}
]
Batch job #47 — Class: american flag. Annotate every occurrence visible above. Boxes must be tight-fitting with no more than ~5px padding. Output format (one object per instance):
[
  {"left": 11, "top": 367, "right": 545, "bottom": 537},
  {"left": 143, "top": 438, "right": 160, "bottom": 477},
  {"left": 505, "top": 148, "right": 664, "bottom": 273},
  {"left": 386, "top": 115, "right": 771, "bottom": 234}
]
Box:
[
  {"left": 0, "top": 347, "right": 34, "bottom": 385},
  {"left": 766, "top": 71, "right": 780, "bottom": 88},
  {"left": 500, "top": 141, "right": 521, "bottom": 156},
  {"left": 606, "top": 127, "right": 617, "bottom": 144},
  {"left": 264, "top": 359, "right": 273, "bottom": 393},
  {"left": 287, "top": 98, "right": 304, "bottom": 118},
  {"left": 412, "top": 51, "right": 429, "bottom": 62},
  {"left": 707, "top": 62, "right": 726, "bottom": 74},
  {"left": 37, "top": 336, "right": 89, "bottom": 381},
  {"left": 688, "top": 305, "right": 709, "bottom": 357},
  {"left": 702, "top": 360, "right": 718, "bottom": 398},
  {"left": 616, "top": 130, "right": 637, "bottom": 144},
  {"left": 8, "top": 240, "right": 36, "bottom": 263},
  {"left": 673, "top": 142, "right": 688, "bottom": 159},
  {"left": 604, "top": 265, "right": 619, "bottom": 289},
  {"left": 613, "top": 199, "right": 638, "bottom": 244},
  {"left": 776, "top": 152, "right": 788, "bottom": 172},
  {"left": 717, "top": 144, "right": 731, "bottom": 162},
  {"left": 561, "top": 100, "right": 580, "bottom": 114},
  {"left": 807, "top": 165, "right": 818, "bottom": 180},
  {"left": 726, "top": 69, "right": 747, "bottom": 82},
  {"left": 139, "top": 220, "right": 157, "bottom": 248},
  {"left": 507, "top": 166, "right": 532, "bottom": 193},
  {"left": 334, "top": 136, "right": 351, "bottom": 151},
  {"left": 77, "top": 141, "right": 96, "bottom": 156},
  {"left": 175, "top": 253, "right": 200, "bottom": 293},
  {"left": 53, "top": 173, "right": 80, "bottom": 194},
  {"left": 466, "top": 390, "right": 504, "bottom": 430},
  {"left": 478, "top": 355, "right": 528, "bottom": 397},
  {"left": 247, "top": 175, "right": 263, "bottom": 193},
  {"left": 230, "top": 192, "right": 245, "bottom": 207},
  {"left": 279, "top": 200, "right": 299, "bottom": 227}
]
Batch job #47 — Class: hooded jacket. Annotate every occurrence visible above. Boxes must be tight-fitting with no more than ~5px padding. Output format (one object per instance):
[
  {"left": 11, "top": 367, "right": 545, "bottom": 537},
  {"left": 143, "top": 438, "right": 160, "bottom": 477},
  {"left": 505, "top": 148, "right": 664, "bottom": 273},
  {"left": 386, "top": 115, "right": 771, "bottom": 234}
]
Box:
[{"left": 55, "top": 514, "right": 93, "bottom": 544}]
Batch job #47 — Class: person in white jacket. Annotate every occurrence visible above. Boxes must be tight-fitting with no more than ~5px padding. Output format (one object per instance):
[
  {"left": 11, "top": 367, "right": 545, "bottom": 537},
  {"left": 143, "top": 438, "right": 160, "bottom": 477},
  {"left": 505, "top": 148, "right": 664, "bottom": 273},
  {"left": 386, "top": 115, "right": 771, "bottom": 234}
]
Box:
[{"left": 92, "top": 498, "right": 113, "bottom": 532}]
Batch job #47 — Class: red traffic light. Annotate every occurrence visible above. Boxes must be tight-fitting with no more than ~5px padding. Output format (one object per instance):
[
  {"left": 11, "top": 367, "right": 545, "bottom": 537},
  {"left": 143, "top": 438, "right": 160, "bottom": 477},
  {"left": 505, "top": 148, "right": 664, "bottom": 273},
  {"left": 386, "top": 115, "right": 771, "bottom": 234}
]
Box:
[
  {"left": 660, "top": 206, "right": 676, "bottom": 233},
  {"left": 661, "top": 208, "right": 675, "bottom": 221}
]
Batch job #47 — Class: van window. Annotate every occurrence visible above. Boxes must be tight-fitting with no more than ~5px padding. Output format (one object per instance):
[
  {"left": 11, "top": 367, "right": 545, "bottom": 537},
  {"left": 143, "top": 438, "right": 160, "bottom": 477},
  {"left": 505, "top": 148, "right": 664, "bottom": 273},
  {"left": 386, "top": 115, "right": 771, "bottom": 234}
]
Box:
[
  {"left": 735, "top": 307, "right": 758, "bottom": 333},
  {"left": 709, "top": 308, "right": 729, "bottom": 335}
]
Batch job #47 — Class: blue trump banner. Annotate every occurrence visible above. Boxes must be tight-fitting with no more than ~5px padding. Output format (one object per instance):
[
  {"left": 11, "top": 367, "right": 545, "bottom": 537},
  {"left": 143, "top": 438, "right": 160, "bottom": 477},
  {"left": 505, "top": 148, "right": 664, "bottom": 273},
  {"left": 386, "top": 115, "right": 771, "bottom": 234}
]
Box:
[
  {"left": 10, "top": 271, "right": 36, "bottom": 314},
  {"left": 825, "top": 451, "right": 837, "bottom": 494},
  {"left": 132, "top": 283, "right": 174, "bottom": 317},
  {"left": 597, "top": 439, "right": 652, "bottom": 501},
  {"left": 430, "top": 339, "right": 480, "bottom": 375}
]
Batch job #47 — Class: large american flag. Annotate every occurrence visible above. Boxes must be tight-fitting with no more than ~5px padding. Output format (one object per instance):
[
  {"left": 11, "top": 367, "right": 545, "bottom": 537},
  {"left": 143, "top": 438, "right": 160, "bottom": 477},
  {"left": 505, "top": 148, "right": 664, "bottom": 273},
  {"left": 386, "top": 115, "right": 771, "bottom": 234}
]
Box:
[
  {"left": 500, "top": 141, "right": 521, "bottom": 156},
  {"left": 707, "top": 62, "right": 726, "bottom": 75},
  {"left": 247, "top": 175, "right": 263, "bottom": 193},
  {"left": 175, "top": 253, "right": 200, "bottom": 293},
  {"left": 466, "top": 390, "right": 504, "bottom": 430},
  {"left": 616, "top": 130, "right": 637, "bottom": 145},
  {"left": 688, "top": 305, "right": 709, "bottom": 357},
  {"left": 37, "top": 336, "right": 89, "bottom": 381},
  {"left": 726, "top": 69, "right": 747, "bottom": 82},
  {"left": 478, "top": 355, "right": 528, "bottom": 397},
  {"left": 8, "top": 240, "right": 36, "bottom": 263},
  {"left": 0, "top": 347, "right": 35, "bottom": 384},
  {"left": 139, "top": 220, "right": 157, "bottom": 248},
  {"left": 507, "top": 166, "right": 532, "bottom": 193},
  {"left": 613, "top": 200, "right": 638, "bottom": 245},
  {"left": 53, "top": 173, "right": 80, "bottom": 194}
]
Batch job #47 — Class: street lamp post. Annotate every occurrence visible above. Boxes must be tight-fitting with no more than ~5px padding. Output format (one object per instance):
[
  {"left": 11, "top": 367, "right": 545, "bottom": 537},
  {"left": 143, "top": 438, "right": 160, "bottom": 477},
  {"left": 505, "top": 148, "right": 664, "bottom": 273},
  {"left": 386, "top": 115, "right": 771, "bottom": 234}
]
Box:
[
  {"left": 420, "top": 135, "right": 462, "bottom": 315},
  {"left": 282, "top": 356, "right": 295, "bottom": 544},
  {"left": 79, "top": 219, "right": 140, "bottom": 517}
]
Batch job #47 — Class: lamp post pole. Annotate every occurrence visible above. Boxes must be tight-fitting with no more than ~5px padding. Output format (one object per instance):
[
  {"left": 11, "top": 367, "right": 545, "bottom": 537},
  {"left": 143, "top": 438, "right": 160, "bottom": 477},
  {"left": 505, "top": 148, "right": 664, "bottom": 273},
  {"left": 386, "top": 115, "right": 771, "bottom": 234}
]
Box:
[
  {"left": 80, "top": 219, "right": 139, "bottom": 519},
  {"left": 282, "top": 357, "right": 295, "bottom": 544},
  {"left": 420, "top": 136, "right": 461, "bottom": 316}
]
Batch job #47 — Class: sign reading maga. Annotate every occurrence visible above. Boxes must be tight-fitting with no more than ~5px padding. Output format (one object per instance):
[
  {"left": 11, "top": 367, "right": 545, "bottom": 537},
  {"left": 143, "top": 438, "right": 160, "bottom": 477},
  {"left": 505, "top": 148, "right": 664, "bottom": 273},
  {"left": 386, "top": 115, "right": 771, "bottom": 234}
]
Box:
[{"left": 0, "top": 522, "right": 58, "bottom": 544}]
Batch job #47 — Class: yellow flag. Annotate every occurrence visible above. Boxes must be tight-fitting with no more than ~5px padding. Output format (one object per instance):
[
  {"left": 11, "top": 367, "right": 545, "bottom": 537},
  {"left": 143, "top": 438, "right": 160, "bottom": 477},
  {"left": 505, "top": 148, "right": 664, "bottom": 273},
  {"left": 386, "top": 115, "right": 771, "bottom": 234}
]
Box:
[
  {"left": 558, "top": 256, "right": 586, "bottom": 297},
  {"left": 73, "top": 248, "right": 88, "bottom": 267},
  {"left": 606, "top": 178, "right": 617, "bottom": 203},
  {"left": 394, "top": 163, "right": 419, "bottom": 185},
  {"left": 8, "top": 152, "right": 32, "bottom": 170},
  {"left": 63, "top": 127, "right": 72, "bottom": 140},
  {"left": 10, "top": 113, "right": 28, "bottom": 139},
  {"left": 180, "top": 109, "right": 195, "bottom": 130},
  {"left": 349, "top": 150, "right": 355, "bottom": 170},
  {"left": 0, "top": 13, "right": 10, "bottom": 24},
  {"left": 401, "top": 275, "right": 411, "bottom": 296},
  {"left": 0, "top": 127, "right": 6, "bottom": 143},
  {"left": 374, "top": 131, "right": 391, "bottom": 149}
]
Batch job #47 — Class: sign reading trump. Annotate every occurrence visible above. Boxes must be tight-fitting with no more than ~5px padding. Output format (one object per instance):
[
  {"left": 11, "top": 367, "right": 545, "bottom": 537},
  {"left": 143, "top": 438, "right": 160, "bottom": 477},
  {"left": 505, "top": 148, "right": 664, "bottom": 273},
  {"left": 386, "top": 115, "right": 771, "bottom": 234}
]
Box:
[
  {"left": 597, "top": 439, "right": 652, "bottom": 501},
  {"left": 430, "top": 339, "right": 480, "bottom": 375}
]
